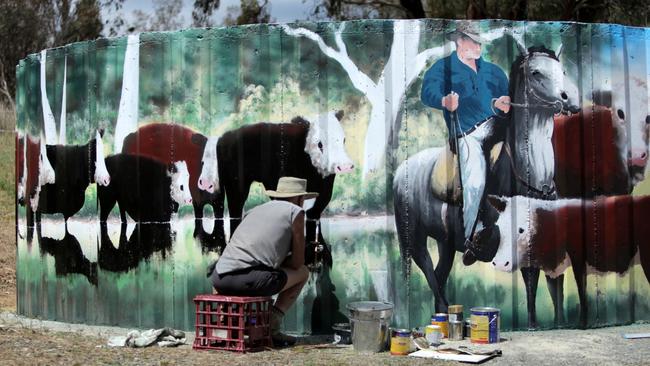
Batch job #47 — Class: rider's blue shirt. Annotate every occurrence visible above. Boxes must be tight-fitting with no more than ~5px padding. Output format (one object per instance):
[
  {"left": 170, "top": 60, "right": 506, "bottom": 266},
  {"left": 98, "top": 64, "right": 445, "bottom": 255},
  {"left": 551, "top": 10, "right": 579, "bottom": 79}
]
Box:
[{"left": 421, "top": 51, "right": 509, "bottom": 134}]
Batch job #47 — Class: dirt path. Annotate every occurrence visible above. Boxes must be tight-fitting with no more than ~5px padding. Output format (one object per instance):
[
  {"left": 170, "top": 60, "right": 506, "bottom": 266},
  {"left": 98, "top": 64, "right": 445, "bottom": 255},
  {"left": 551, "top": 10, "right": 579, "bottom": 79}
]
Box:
[
  {"left": 0, "top": 312, "right": 649, "bottom": 365},
  {"left": 0, "top": 219, "right": 16, "bottom": 312}
]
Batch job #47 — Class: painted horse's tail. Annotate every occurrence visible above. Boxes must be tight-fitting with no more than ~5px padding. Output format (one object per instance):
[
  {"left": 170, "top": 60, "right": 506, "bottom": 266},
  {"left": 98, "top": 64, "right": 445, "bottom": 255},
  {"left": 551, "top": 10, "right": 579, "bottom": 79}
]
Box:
[{"left": 393, "top": 162, "right": 412, "bottom": 279}]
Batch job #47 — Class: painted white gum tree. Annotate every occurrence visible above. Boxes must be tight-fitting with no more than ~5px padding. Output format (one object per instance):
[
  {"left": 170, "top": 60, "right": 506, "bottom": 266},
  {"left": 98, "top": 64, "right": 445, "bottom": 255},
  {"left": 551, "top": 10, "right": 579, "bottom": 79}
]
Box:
[
  {"left": 114, "top": 34, "right": 140, "bottom": 153},
  {"left": 40, "top": 50, "right": 58, "bottom": 145},
  {"left": 282, "top": 21, "right": 522, "bottom": 178},
  {"left": 59, "top": 56, "right": 67, "bottom": 144},
  {"left": 40, "top": 51, "right": 68, "bottom": 145}
]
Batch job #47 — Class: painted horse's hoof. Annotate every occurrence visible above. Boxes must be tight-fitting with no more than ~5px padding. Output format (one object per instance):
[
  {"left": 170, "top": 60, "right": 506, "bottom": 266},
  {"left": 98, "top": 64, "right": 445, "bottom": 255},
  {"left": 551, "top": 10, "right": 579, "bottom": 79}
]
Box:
[{"left": 462, "top": 249, "right": 477, "bottom": 266}]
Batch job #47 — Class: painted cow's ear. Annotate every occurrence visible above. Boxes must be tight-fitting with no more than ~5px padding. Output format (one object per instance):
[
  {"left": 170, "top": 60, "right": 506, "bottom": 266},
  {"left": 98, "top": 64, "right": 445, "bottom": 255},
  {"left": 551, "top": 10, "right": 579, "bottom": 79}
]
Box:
[
  {"left": 592, "top": 90, "right": 612, "bottom": 108},
  {"left": 335, "top": 110, "right": 344, "bottom": 121},
  {"left": 191, "top": 133, "right": 207, "bottom": 146},
  {"left": 291, "top": 116, "right": 310, "bottom": 126},
  {"left": 487, "top": 195, "right": 507, "bottom": 212}
]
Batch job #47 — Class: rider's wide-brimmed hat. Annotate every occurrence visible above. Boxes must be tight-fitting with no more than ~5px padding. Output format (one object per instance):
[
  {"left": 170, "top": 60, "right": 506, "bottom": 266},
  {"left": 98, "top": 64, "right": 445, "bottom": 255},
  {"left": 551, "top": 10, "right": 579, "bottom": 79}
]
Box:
[
  {"left": 265, "top": 177, "right": 319, "bottom": 199},
  {"left": 448, "top": 21, "right": 486, "bottom": 45}
]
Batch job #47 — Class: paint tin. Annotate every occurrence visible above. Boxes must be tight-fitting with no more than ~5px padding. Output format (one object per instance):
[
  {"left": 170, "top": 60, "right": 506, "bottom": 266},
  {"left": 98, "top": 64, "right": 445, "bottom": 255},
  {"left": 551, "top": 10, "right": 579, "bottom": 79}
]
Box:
[
  {"left": 448, "top": 305, "right": 464, "bottom": 322},
  {"left": 470, "top": 307, "right": 500, "bottom": 344},
  {"left": 411, "top": 327, "right": 425, "bottom": 339},
  {"left": 465, "top": 319, "right": 472, "bottom": 338},
  {"left": 448, "top": 320, "right": 463, "bottom": 341},
  {"left": 425, "top": 324, "right": 442, "bottom": 345},
  {"left": 390, "top": 329, "right": 411, "bottom": 355},
  {"left": 431, "top": 313, "right": 449, "bottom": 338}
]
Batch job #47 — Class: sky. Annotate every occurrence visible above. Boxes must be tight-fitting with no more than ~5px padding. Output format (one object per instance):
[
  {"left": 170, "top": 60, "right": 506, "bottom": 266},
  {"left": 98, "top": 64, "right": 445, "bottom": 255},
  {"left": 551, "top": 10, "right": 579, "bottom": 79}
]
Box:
[{"left": 102, "top": 0, "right": 322, "bottom": 35}]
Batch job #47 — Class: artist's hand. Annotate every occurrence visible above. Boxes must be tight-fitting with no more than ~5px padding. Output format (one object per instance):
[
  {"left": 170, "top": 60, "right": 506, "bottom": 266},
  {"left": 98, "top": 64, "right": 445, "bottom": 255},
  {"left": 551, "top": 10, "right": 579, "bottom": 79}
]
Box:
[
  {"left": 494, "top": 95, "right": 511, "bottom": 113},
  {"left": 442, "top": 92, "right": 459, "bottom": 112}
]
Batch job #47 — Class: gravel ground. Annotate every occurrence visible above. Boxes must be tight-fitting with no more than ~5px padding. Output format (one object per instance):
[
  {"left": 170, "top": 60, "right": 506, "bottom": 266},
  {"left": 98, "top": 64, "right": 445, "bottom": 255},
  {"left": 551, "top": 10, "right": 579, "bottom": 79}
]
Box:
[{"left": 0, "top": 311, "right": 649, "bottom": 365}]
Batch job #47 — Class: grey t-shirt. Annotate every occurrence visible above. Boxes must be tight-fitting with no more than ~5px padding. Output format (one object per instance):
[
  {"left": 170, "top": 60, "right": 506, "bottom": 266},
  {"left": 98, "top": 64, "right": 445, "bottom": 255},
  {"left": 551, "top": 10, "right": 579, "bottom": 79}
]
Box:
[{"left": 216, "top": 200, "right": 303, "bottom": 274}]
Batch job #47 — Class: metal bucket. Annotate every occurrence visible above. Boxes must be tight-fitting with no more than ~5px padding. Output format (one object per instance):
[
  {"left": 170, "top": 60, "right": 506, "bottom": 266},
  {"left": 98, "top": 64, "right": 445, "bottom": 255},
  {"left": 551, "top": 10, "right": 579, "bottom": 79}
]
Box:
[{"left": 347, "top": 301, "right": 393, "bottom": 353}]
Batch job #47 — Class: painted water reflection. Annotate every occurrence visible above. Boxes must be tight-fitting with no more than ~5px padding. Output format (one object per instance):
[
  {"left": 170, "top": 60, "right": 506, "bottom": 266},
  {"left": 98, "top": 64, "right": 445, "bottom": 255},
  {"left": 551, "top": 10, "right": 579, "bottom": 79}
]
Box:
[{"left": 16, "top": 215, "right": 650, "bottom": 332}]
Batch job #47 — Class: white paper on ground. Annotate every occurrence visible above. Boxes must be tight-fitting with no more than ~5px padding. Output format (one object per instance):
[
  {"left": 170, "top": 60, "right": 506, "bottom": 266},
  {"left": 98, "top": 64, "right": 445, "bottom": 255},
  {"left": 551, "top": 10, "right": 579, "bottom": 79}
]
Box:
[
  {"left": 408, "top": 349, "right": 497, "bottom": 363},
  {"left": 623, "top": 333, "right": 650, "bottom": 339}
]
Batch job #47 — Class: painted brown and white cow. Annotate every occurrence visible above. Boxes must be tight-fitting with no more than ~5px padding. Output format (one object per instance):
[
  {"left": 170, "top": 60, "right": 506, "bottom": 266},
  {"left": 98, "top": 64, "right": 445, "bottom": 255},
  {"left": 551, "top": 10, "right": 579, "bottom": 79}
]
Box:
[
  {"left": 553, "top": 105, "right": 631, "bottom": 197},
  {"left": 37, "top": 130, "right": 111, "bottom": 226},
  {"left": 488, "top": 194, "right": 650, "bottom": 327},
  {"left": 121, "top": 123, "right": 220, "bottom": 222},
  {"left": 593, "top": 77, "right": 650, "bottom": 185},
  {"left": 17, "top": 134, "right": 56, "bottom": 231},
  {"left": 204, "top": 110, "right": 354, "bottom": 253}
]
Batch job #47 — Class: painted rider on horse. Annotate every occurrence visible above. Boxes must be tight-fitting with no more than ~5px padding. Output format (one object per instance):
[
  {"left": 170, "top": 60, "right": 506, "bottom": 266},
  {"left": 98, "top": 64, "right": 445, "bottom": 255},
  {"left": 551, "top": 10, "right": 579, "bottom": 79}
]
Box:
[{"left": 421, "top": 21, "right": 511, "bottom": 266}]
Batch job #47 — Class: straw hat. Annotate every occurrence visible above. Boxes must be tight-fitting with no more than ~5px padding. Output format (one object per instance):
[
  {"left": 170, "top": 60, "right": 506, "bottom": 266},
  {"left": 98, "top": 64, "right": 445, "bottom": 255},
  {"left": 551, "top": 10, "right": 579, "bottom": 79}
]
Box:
[
  {"left": 265, "top": 177, "right": 319, "bottom": 199},
  {"left": 448, "top": 21, "right": 486, "bottom": 45}
]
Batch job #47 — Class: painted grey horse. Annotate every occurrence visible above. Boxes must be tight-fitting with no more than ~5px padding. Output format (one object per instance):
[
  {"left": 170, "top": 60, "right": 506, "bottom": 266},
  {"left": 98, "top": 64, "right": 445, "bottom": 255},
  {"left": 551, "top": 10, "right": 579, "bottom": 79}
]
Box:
[{"left": 394, "top": 44, "right": 580, "bottom": 328}]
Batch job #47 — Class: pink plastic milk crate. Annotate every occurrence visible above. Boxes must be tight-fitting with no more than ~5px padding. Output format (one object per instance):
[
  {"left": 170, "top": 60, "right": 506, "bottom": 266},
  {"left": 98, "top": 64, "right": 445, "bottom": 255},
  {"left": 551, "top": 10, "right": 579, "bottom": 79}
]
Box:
[{"left": 193, "top": 294, "right": 272, "bottom": 353}]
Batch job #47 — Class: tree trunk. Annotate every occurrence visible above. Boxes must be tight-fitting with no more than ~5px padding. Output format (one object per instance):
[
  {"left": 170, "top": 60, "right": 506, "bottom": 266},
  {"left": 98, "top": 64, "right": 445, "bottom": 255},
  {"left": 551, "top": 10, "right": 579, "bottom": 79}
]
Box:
[
  {"left": 114, "top": 34, "right": 140, "bottom": 153},
  {"left": 40, "top": 50, "right": 57, "bottom": 145},
  {"left": 59, "top": 56, "right": 67, "bottom": 144}
]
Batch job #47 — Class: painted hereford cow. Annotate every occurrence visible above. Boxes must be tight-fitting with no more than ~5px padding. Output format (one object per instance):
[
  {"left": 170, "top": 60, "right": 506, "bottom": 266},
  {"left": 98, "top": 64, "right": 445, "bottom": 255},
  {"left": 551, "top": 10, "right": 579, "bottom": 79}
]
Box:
[
  {"left": 488, "top": 194, "right": 650, "bottom": 327},
  {"left": 553, "top": 106, "right": 630, "bottom": 197},
  {"left": 17, "top": 134, "right": 56, "bottom": 231},
  {"left": 37, "top": 130, "right": 111, "bottom": 227},
  {"left": 207, "top": 110, "right": 354, "bottom": 249},
  {"left": 593, "top": 77, "right": 650, "bottom": 185},
  {"left": 121, "top": 123, "right": 220, "bottom": 221},
  {"left": 98, "top": 154, "right": 192, "bottom": 223}
]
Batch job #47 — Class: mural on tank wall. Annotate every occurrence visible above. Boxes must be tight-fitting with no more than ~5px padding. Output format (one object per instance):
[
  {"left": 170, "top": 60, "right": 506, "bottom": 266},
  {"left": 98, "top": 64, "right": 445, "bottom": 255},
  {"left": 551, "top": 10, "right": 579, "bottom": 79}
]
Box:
[{"left": 14, "top": 19, "right": 650, "bottom": 333}]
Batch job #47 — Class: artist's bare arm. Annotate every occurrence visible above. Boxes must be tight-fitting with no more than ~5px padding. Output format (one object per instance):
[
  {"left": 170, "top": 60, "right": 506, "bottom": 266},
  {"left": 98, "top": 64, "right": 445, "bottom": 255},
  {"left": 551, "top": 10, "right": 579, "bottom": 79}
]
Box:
[{"left": 288, "top": 211, "right": 305, "bottom": 270}]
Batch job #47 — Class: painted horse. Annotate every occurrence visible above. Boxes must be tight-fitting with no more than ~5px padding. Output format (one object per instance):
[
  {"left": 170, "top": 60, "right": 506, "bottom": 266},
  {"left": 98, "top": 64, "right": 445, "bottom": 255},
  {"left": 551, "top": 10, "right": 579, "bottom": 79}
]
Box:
[{"left": 393, "top": 43, "right": 580, "bottom": 328}]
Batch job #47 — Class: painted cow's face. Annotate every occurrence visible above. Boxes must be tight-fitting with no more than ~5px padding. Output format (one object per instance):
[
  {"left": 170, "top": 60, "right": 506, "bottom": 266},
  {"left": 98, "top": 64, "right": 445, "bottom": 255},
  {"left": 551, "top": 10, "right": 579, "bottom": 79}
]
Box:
[
  {"left": 17, "top": 135, "right": 26, "bottom": 205},
  {"left": 487, "top": 196, "right": 531, "bottom": 273},
  {"left": 94, "top": 130, "right": 111, "bottom": 186},
  {"left": 169, "top": 161, "right": 192, "bottom": 206},
  {"left": 594, "top": 78, "right": 650, "bottom": 185},
  {"left": 303, "top": 110, "right": 354, "bottom": 177},
  {"left": 195, "top": 135, "right": 220, "bottom": 194},
  {"left": 527, "top": 51, "right": 580, "bottom": 114}
]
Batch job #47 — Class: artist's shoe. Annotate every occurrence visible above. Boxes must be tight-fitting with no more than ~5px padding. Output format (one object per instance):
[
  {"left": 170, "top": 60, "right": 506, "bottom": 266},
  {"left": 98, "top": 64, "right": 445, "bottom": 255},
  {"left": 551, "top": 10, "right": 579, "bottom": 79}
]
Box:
[{"left": 271, "top": 306, "right": 297, "bottom": 347}]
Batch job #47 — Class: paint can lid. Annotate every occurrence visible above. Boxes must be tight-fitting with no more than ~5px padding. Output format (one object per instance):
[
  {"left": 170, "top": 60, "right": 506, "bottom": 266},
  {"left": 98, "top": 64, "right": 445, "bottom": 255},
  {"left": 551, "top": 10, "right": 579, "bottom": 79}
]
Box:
[
  {"left": 392, "top": 329, "right": 411, "bottom": 336},
  {"left": 448, "top": 305, "right": 463, "bottom": 313}
]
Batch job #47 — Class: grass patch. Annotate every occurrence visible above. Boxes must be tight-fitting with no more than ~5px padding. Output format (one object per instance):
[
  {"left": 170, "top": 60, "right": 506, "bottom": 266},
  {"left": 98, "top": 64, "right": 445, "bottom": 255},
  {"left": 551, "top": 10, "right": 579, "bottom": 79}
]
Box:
[{"left": 0, "top": 103, "right": 15, "bottom": 221}]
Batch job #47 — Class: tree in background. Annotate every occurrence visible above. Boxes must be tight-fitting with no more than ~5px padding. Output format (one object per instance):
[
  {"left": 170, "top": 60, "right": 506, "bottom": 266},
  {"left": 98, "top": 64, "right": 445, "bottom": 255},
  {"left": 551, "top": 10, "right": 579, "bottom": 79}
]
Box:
[
  {"left": 128, "top": 0, "right": 185, "bottom": 33},
  {"left": 224, "top": 0, "right": 272, "bottom": 25},
  {"left": 0, "top": 0, "right": 102, "bottom": 108},
  {"left": 192, "top": 0, "right": 220, "bottom": 27},
  {"left": 313, "top": 0, "right": 648, "bottom": 25}
]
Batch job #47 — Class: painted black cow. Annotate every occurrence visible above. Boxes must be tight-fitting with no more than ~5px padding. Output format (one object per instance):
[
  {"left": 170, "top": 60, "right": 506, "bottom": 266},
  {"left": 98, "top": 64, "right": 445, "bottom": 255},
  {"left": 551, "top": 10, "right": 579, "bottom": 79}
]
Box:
[
  {"left": 206, "top": 110, "right": 353, "bottom": 255},
  {"left": 37, "top": 130, "right": 110, "bottom": 227},
  {"left": 98, "top": 154, "right": 192, "bottom": 223}
]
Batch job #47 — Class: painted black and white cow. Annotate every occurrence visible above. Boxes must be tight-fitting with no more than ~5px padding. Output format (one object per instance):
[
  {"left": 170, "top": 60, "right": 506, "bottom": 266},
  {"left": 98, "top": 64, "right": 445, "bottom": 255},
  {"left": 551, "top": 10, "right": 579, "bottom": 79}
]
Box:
[
  {"left": 98, "top": 154, "right": 192, "bottom": 223},
  {"left": 200, "top": 110, "right": 354, "bottom": 254},
  {"left": 36, "top": 130, "right": 110, "bottom": 225}
]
